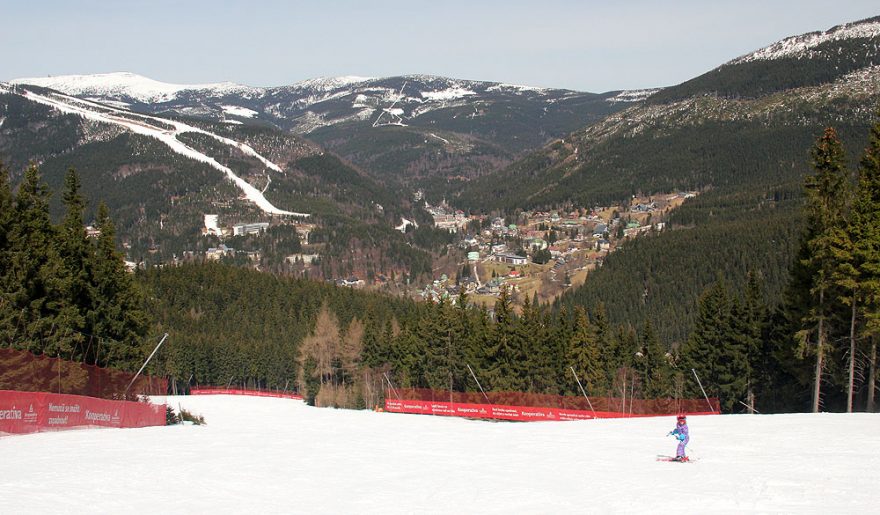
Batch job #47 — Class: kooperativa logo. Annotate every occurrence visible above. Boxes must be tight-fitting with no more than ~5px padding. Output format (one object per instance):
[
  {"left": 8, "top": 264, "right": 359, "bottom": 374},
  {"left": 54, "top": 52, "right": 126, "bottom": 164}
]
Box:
[{"left": 0, "top": 405, "right": 23, "bottom": 420}]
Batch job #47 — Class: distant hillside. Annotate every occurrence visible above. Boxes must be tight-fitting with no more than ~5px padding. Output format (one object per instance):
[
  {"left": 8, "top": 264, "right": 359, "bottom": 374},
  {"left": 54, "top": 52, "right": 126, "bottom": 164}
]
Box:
[
  {"left": 448, "top": 15, "right": 880, "bottom": 344},
  {"left": 0, "top": 83, "right": 440, "bottom": 281},
  {"left": 453, "top": 66, "right": 880, "bottom": 211},
  {"left": 10, "top": 74, "right": 637, "bottom": 195}
]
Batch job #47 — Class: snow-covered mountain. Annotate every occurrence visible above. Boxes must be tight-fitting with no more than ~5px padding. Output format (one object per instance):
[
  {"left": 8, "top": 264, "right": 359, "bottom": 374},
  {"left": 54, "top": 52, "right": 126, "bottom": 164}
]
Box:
[
  {"left": 10, "top": 72, "right": 626, "bottom": 141},
  {"left": 650, "top": 15, "right": 880, "bottom": 104},
  {"left": 11, "top": 72, "right": 259, "bottom": 104},
  {"left": 731, "top": 16, "right": 880, "bottom": 64},
  {"left": 9, "top": 72, "right": 638, "bottom": 187}
]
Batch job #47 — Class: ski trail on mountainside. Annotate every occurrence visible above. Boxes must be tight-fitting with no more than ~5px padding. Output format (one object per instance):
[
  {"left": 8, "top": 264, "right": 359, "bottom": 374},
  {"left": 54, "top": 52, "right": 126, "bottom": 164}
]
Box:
[{"left": 15, "top": 87, "right": 307, "bottom": 217}]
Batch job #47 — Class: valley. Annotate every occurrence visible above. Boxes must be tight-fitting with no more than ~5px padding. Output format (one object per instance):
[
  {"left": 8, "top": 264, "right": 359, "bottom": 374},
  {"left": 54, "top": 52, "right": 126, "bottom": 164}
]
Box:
[{"left": 2, "top": 13, "right": 880, "bottom": 415}]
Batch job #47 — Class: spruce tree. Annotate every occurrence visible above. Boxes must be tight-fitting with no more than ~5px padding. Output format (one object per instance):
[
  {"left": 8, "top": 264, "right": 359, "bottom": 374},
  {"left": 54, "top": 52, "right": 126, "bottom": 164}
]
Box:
[
  {"left": 553, "top": 307, "right": 574, "bottom": 394},
  {"left": 681, "top": 278, "right": 747, "bottom": 412},
  {"left": 91, "top": 201, "right": 147, "bottom": 367},
  {"left": 0, "top": 163, "right": 14, "bottom": 342},
  {"left": 568, "top": 306, "right": 602, "bottom": 394},
  {"left": 9, "top": 165, "right": 77, "bottom": 357},
  {"left": 799, "top": 128, "right": 850, "bottom": 412},
  {"left": 58, "top": 168, "right": 90, "bottom": 360},
  {"left": 520, "top": 296, "right": 553, "bottom": 392},
  {"left": 641, "top": 319, "right": 673, "bottom": 399},
  {"left": 851, "top": 117, "right": 880, "bottom": 411},
  {"left": 488, "top": 287, "right": 526, "bottom": 391},
  {"left": 737, "top": 271, "right": 770, "bottom": 411},
  {"left": 360, "top": 312, "right": 385, "bottom": 368},
  {"left": 592, "top": 302, "right": 618, "bottom": 395}
]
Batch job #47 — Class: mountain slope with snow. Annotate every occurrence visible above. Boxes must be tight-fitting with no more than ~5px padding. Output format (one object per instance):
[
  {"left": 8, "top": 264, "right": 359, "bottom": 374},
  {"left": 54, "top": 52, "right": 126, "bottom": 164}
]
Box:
[
  {"left": 650, "top": 15, "right": 880, "bottom": 104},
  {"left": 10, "top": 73, "right": 634, "bottom": 189},
  {"left": 1, "top": 395, "right": 877, "bottom": 513},
  {"left": 11, "top": 72, "right": 257, "bottom": 104},
  {"left": 10, "top": 72, "right": 612, "bottom": 139},
  {"left": 15, "top": 86, "right": 305, "bottom": 217},
  {"left": 732, "top": 16, "right": 880, "bottom": 63}
]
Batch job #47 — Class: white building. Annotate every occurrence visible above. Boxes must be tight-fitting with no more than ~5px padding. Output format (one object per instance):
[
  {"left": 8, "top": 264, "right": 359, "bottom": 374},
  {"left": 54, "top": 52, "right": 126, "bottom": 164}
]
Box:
[{"left": 233, "top": 222, "right": 270, "bottom": 236}]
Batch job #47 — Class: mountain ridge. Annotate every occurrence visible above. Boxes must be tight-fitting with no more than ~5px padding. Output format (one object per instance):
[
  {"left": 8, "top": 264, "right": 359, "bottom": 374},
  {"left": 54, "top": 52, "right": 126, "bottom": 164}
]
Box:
[{"left": 9, "top": 72, "right": 637, "bottom": 191}]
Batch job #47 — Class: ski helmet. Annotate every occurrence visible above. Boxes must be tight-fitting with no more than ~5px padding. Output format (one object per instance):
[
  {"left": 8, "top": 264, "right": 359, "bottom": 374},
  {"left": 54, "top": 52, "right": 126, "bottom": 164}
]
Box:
[{"left": 677, "top": 414, "right": 687, "bottom": 422}]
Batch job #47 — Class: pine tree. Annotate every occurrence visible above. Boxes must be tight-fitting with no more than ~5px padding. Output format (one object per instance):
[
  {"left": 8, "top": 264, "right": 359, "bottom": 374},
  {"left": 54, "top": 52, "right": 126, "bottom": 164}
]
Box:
[
  {"left": 360, "top": 312, "right": 385, "bottom": 368},
  {"left": 302, "top": 356, "right": 320, "bottom": 406},
  {"left": 488, "top": 287, "right": 526, "bottom": 391},
  {"left": 592, "top": 302, "right": 617, "bottom": 395},
  {"left": 9, "top": 165, "right": 77, "bottom": 357},
  {"left": 58, "top": 168, "right": 91, "bottom": 360},
  {"left": 568, "top": 306, "right": 602, "bottom": 394},
  {"left": 681, "top": 278, "right": 747, "bottom": 412},
  {"left": 552, "top": 307, "right": 574, "bottom": 394},
  {"left": 90, "top": 201, "right": 148, "bottom": 367},
  {"left": 641, "top": 319, "right": 673, "bottom": 399},
  {"left": 850, "top": 117, "right": 880, "bottom": 411},
  {"left": 0, "top": 162, "right": 14, "bottom": 342},
  {"left": 736, "top": 271, "right": 770, "bottom": 411},
  {"left": 798, "top": 128, "right": 851, "bottom": 412}
]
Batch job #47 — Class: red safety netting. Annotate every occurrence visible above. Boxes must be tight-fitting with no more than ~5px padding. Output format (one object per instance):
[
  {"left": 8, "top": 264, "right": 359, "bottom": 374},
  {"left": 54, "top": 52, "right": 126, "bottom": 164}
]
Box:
[
  {"left": 386, "top": 388, "right": 719, "bottom": 420},
  {"left": 191, "top": 387, "right": 302, "bottom": 400},
  {"left": 0, "top": 347, "right": 167, "bottom": 401}
]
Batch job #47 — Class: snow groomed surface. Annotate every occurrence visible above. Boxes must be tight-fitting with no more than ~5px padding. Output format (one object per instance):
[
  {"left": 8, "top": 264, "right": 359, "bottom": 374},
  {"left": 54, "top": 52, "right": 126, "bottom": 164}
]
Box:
[{"left": 1, "top": 394, "right": 878, "bottom": 513}]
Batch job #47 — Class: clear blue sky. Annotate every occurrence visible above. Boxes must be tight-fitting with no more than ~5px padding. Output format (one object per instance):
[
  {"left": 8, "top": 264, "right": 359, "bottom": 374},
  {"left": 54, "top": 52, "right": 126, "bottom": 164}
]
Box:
[{"left": 1, "top": 0, "right": 877, "bottom": 92}]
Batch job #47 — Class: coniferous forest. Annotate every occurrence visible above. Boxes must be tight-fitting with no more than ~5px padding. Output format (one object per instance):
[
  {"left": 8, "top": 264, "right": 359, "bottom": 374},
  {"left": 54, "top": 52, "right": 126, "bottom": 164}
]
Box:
[
  {"left": 2, "top": 116, "right": 880, "bottom": 414},
  {"left": 0, "top": 164, "right": 147, "bottom": 369}
]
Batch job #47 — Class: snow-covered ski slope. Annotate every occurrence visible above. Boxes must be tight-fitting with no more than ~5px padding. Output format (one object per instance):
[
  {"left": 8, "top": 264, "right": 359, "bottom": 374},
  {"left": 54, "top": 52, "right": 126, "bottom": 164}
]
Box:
[
  {"left": 13, "top": 87, "right": 308, "bottom": 217},
  {"left": 1, "top": 395, "right": 878, "bottom": 514}
]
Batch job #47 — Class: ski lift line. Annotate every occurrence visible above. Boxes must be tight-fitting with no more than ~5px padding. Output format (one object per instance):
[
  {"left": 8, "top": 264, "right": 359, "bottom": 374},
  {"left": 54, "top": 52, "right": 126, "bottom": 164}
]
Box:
[
  {"left": 569, "top": 366, "right": 596, "bottom": 416},
  {"left": 372, "top": 80, "right": 408, "bottom": 127},
  {"left": 466, "top": 363, "right": 491, "bottom": 403},
  {"left": 691, "top": 368, "right": 716, "bottom": 413}
]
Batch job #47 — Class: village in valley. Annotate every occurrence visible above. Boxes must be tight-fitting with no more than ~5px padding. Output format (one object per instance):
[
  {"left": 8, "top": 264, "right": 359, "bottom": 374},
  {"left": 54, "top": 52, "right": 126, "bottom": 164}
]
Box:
[
  {"left": 187, "top": 188, "right": 697, "bottom": 307},
  {"left": 414, "top": 189, "right": 697, "bottom": 308}
]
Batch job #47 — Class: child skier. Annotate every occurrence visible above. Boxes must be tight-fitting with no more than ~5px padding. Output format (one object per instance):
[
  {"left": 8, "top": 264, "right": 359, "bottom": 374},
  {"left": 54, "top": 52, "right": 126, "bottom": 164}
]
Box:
[{"left": 668, "top": 414, "right": 689, "bottom": 461}]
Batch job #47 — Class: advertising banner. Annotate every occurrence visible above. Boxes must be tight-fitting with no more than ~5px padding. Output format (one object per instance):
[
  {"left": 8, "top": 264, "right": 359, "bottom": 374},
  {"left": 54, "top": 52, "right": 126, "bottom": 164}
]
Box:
[
  {"left": 384, "top": 398, "right": 717, "bottom": 421},
  {"left": 190, "top": 388, "right": 302, "bottom": 400},
  {"left": 0, "top": 390, "right": 166, "bottom": 435}
]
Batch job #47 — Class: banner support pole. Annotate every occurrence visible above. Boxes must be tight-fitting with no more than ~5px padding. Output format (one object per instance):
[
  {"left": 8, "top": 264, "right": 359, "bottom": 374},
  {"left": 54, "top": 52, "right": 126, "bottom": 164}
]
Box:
[
  {"left": 124, "top": 333, "right": 168, "bottom": 396},
  {"left": 691, "top": 368, "right": 716, "bottom": 413},
  {"left": 570, "top": 366, "right": 596, "bottom": 416}
]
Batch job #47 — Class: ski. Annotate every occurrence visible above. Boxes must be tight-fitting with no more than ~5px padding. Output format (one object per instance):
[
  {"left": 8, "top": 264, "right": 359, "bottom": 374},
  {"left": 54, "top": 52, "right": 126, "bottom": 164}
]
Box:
[{"left": 656, "top": 455, "right": 694, "bottom": 463}]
